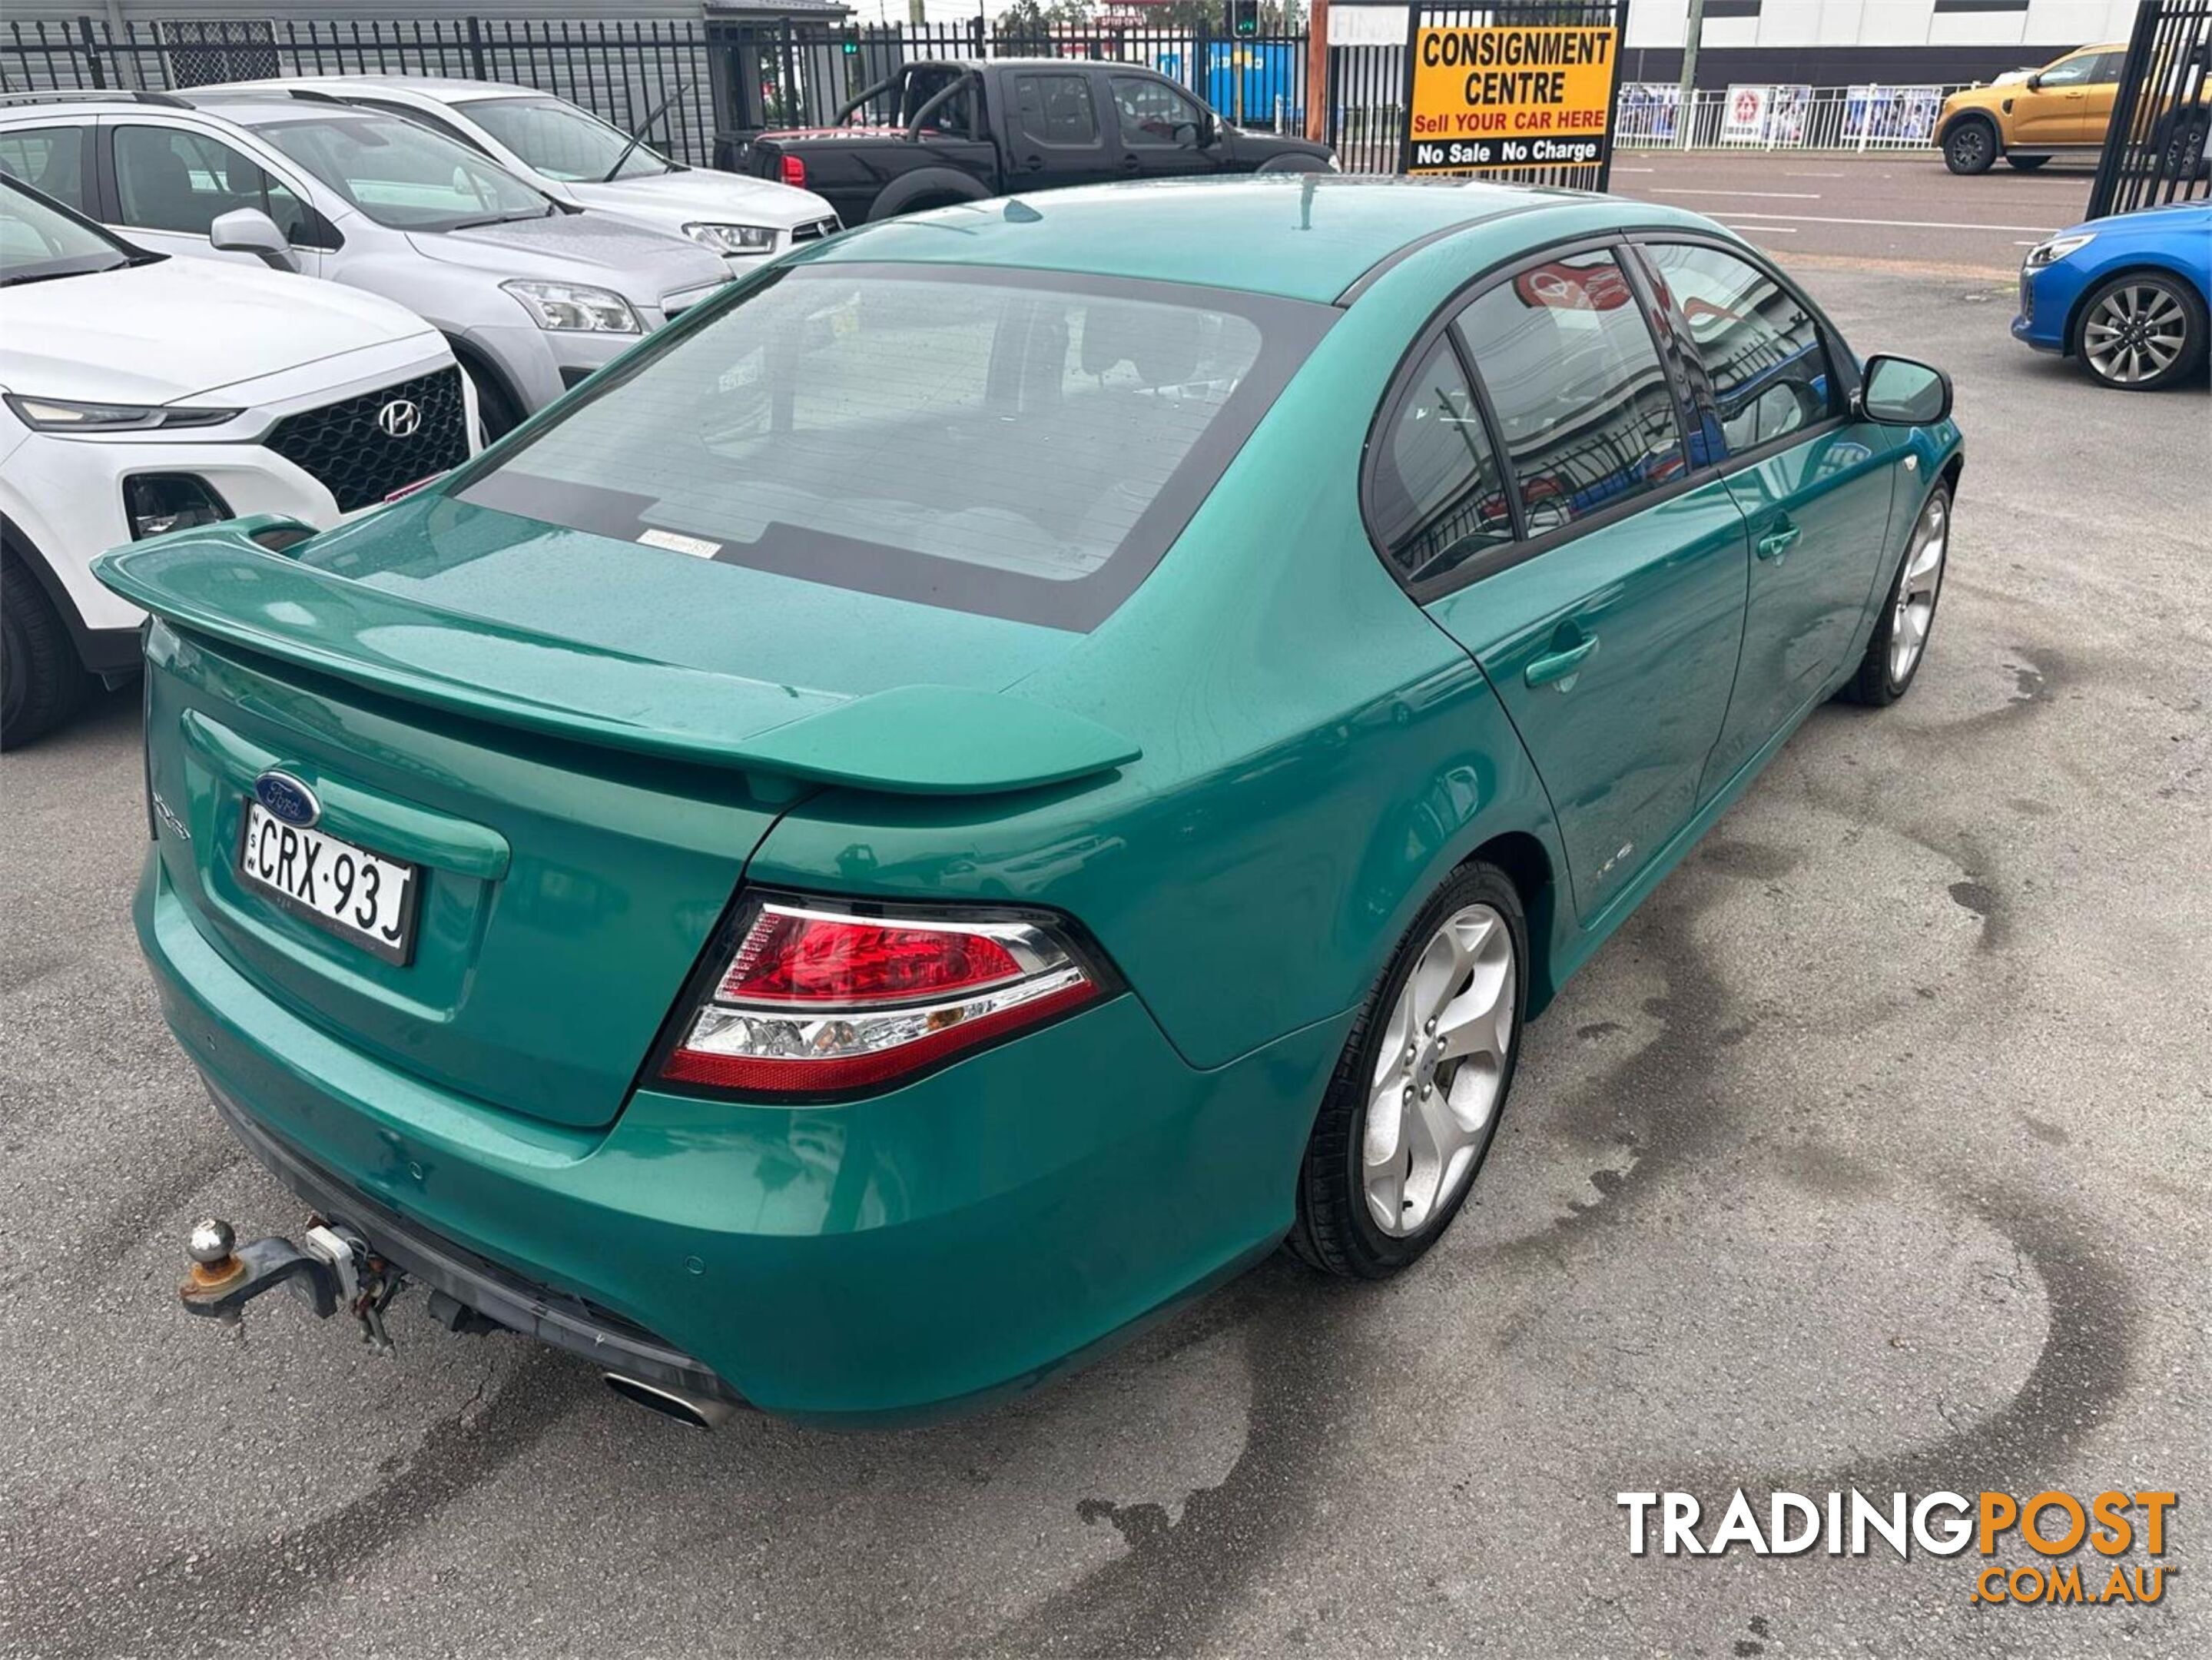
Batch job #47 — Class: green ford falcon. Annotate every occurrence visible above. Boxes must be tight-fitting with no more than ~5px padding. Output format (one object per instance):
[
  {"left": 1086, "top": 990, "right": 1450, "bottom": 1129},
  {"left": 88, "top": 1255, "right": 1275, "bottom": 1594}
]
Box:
[{"left": 98, "top": 176, "right": 1962, "bottom": 1428}]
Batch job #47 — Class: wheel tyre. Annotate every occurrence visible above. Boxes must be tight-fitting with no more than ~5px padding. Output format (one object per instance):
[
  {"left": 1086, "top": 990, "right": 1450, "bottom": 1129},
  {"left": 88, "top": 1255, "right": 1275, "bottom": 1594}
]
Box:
[
  {"left": 1842, "top": 482, "right": 1950, "bottom": 708},
  {"left": 2005, "top": 154, "right": 2051, "bottom": 171},
  {"left": 1288, "top": 862, "right": 1527, "bottom": 1280},
  {"left": 2074, "top": 271, "right": 2209, "bottom": 392},
  {"left": 0, "top": 560, "right": 88, "bottom": 750},
  {"left": 1944, "top": 121, "right": 1997, "bottom": 175},
  {"left": 2161, "top": 115, "right": 2208, "bottom": 181}
]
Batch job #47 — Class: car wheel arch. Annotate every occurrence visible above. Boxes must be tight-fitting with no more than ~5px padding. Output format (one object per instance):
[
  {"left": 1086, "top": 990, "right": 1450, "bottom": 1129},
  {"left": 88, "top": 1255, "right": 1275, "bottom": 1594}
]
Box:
[
  {"left": 441, "top": 334, "right": 527, "bottom": 437},
  {"left": 867, "top": 169, "right": 992, "bottom": 221},
  {"left": 1465, "top": 829, "right": 1563, "bottom": 1015},
  {"left": 0, "top": 515, "right": 91, "bottom": 662},
  {"left": 1942, "top": 111, "right": 2001, "bottom": 159}
]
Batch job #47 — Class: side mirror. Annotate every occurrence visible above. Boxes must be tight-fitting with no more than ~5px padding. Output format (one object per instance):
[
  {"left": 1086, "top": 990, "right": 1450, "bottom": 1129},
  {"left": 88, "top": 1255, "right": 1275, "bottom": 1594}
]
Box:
[
  {"left": 2025, "top": 72, "right": 2045, "bottom": 91},
  {"left": 1858, "top": 354, "right": 1953, "bottom": 426},
  {"left": 210, "top": 208, "right": 298, "bottom": 273}
]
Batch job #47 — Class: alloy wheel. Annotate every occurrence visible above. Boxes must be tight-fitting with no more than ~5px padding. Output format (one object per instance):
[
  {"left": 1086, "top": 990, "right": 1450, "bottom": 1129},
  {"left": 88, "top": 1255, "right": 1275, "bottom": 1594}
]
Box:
[
  {"left": 2083, "top": 282, "right": 2190, "bottom": 385},
  {"left": 1889, "top": 490, "right": 1948, "bottom": 686},
  {"left": 1362, "top": 903, "right": 1515, "bottom": 1237}
]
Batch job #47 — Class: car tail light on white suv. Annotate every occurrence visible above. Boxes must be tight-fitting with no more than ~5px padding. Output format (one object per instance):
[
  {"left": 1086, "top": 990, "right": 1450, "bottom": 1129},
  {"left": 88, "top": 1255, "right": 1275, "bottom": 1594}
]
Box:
[{"left": 657, "top": 894, "right": 1113, "bottom": 1097}]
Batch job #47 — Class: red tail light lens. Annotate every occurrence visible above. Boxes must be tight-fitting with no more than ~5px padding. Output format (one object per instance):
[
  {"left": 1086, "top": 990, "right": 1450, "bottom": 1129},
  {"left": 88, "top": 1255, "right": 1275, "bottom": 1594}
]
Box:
[
  {"left": 779, "top": 154, "right": 807, "bottom": 188},
  {"left": 661, "top": 896, "right": 1107, "bottom": 1097}
]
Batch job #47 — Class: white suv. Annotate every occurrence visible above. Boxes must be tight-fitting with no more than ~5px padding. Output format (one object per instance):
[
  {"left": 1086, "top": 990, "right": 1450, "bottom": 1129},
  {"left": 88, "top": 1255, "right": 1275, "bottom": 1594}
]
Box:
[
  {"left": 0, "top": 90, "right": 732, "bottom": 437},
  {"left": 0, "top": 174, "right": 473, "bottom": 746},
  {"left": 214, "top": 75, "right": 840, "bottom": 267}
]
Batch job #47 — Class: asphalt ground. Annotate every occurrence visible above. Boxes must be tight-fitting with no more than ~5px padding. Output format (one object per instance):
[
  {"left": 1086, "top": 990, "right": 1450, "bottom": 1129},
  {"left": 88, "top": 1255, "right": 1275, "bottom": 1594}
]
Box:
[
  {"left": 3, "top": 224, "right": 2208, "bottom": 1658},
  {"left": 1614, "top": 148, "right": 2107, "bottom": 273}
]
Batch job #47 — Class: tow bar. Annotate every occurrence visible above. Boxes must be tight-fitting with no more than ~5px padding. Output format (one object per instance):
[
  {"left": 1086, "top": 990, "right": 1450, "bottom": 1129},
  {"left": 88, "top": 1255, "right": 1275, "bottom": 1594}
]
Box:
[{"left": 179, "top": 1215, "right": 406, "bottom": 1354}]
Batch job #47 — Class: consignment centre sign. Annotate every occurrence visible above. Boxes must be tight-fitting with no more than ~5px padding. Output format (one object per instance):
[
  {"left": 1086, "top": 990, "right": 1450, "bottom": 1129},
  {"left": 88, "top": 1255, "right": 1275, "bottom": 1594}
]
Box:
[{"left": 1405, "top": 24, "right": 1620, "bottom": 174}]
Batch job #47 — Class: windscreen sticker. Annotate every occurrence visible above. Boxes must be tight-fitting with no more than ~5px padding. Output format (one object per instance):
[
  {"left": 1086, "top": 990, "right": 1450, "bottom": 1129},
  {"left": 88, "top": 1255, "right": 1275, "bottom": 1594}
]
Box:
[{"left": 637, "top": 527, "right": 723, "bottom": 559}]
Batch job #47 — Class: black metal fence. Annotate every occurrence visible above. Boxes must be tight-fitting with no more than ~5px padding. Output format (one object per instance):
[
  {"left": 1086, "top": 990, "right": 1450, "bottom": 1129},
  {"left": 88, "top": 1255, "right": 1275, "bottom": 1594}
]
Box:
[
  {"left": 1, "top": 15, "right": 721, "bottom": 167},
  {"left": 2088, "top": 0, "right": 2212, "bottom": 219},
  {"left": 2, "top": 14, "right": 1343, "bottom": 172},
  {"left": 1, "top": 10, "right": 1641, "bottom": 184},
  {"left": 737, "top": 22, "right": 1314, "bottom": 139}
]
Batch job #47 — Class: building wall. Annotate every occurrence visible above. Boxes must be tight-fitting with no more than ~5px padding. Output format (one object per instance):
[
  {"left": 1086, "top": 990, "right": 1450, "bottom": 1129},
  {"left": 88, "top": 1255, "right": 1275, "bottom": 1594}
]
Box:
[{"left": 1623, "top": 2, "right": 2144, "bottom": 51}]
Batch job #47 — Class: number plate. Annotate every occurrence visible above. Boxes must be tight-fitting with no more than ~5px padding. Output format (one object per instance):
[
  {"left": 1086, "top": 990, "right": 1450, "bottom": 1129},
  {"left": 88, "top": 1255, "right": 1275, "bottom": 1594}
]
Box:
[{"left": 237, "top": 802, "right": 417, "bottom": 964}]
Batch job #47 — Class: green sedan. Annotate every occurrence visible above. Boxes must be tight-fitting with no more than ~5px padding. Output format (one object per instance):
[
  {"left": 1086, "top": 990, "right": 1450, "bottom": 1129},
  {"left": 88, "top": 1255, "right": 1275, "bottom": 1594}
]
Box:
[{"left": 99, "top": 178, "right": 1962, "bottom": 1428}]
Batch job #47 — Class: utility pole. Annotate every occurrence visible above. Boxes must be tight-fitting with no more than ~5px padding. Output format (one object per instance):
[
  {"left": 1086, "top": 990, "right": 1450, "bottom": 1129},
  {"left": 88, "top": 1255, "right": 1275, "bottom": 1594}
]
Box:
[
  {"left": 1676, "top": 0, "right": 1704, "bottom": 150},
  {"left": 1305, "top": 0, "right": 1329, "bottom": 146}
]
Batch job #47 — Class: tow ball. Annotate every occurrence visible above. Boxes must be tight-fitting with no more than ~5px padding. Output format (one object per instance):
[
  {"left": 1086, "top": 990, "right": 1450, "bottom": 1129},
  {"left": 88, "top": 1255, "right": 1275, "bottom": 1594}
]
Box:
[{"left": 180, "top": 1215, "right": 406, "bottom": 1354}]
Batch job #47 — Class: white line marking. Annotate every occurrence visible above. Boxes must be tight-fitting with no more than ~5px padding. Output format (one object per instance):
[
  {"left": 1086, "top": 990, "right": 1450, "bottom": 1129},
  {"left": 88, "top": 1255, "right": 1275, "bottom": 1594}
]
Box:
[
  {"left": 1724, "top": 224, "right": 1799, "bottom": 234},
  {"left": 1784, "top": 171, "right": 1847, "bottom": 178},
  {"left": 1614, "top": 165, "right": 1656, "bottom": 173},
  {"left": 1654, "top": 188, "right": 1823, "bottom": 199},
  {"left": 1711, "top": 211, "right": 2061, "bottom": 233}
]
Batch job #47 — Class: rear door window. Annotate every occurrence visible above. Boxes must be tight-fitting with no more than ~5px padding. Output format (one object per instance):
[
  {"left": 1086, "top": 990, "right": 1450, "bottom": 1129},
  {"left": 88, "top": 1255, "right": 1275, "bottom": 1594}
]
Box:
[
  {"left": 1639, "top": 241, "right": 1837, "bottom": 456},
  {"left": 1453, "top": 248, "right": 1685, "bottom": 533},
  {"left": 458, "top": 265, "right": 1332, "bottom": 630},
  {"left": 1009, "top": 72, "right": 1101, "bottom": 148},
  {"left": 0, "top": 126, "right": 90, "bottom": 212}
]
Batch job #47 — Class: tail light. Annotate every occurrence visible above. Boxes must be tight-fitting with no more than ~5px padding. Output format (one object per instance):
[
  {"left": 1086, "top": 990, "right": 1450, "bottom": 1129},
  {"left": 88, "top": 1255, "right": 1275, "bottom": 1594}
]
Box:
[
  {"left": 658, "top": 894, "right": 1110, "bottom": 1097},
  {"left": 779, "top": 154, "right": 807, "bottom": 188}
]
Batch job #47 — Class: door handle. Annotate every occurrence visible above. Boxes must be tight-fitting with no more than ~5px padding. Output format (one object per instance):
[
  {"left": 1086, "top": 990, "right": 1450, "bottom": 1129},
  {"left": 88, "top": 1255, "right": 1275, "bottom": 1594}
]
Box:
[
  {"left": 1121, "top": 154, "right": 1142, "bottom": 171},
  {"left": 1756, "top": 520, "right": 1802, "bottom": 562},
  {"left": 1524, "top": 633, "right": 1599, "bottom": 689}
]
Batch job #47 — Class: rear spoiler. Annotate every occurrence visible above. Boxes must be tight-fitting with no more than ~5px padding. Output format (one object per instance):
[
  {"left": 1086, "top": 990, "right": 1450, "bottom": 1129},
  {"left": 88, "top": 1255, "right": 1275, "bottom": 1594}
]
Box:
[{"left": 95, "top": 518, "right": 1140, "bottom": 797}]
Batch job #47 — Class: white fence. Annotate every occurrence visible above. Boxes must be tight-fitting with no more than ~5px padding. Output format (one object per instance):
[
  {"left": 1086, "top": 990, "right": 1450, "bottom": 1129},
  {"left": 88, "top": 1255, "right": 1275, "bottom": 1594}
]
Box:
[{"left": 1617, "top": 84, "right": 1975, "bottom": 152}]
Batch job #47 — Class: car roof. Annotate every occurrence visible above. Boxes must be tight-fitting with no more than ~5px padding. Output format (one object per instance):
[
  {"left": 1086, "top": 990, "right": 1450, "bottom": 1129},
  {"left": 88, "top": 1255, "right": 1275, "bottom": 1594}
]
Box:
[
  {"left": 206, "top": 75, "right": 529, "bottom": 105},
  {"left": 809, "top": 176, "right": 1723, "bottom": 306},
  {"left": 171, "top": 91, "right": 389, "bottom": 126}
]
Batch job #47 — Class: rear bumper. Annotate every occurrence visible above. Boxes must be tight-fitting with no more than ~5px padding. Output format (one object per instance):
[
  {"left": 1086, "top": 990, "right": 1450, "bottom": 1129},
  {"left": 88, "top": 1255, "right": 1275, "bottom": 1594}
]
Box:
[
  {"left": 139, "top": 854, "right": 1345, "bottom": 1424},
  {"left": 207, "top": 1078, "right": 741, "bottom": 1405}
]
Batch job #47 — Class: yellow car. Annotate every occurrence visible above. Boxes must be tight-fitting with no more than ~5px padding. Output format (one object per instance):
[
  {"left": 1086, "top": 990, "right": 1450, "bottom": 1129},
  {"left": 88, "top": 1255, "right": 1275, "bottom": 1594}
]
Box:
[{"left": 1938, "top": 43, "right": 2126, "bottom": 174}]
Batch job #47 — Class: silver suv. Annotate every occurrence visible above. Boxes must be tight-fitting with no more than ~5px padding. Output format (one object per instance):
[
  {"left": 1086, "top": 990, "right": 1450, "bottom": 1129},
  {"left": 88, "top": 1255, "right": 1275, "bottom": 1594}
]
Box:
[
  {"left": 0, "top": 91, "right": 732, "bottom": 435},
  {"left": 211, "top": 76, "right": 839, "bottom": 269}
]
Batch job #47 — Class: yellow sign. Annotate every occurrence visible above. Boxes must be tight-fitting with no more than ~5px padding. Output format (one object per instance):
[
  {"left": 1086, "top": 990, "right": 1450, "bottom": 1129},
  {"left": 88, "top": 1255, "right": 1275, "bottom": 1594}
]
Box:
[{"left": 1405, "top": 25, "right": 1618, "bottom": 173}]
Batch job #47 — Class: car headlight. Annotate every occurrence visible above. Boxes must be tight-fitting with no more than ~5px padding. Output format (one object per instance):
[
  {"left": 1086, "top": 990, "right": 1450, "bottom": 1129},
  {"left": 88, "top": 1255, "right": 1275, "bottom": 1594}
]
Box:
[
  {"left": 500, "top": 280, "right": 643, "bottom": 334},
  {"left": 683, "top": 222, "right": 778, "bottom": 254},
  {"left": 4, "top": 394, "right": 240, "bottom": 433},
  {"left": 2023, "top": 232, "right": 2096, "bottom": 270}
]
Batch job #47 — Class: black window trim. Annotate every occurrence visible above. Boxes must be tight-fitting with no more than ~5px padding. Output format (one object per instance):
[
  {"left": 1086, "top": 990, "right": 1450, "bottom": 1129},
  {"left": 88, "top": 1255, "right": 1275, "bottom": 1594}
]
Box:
[
  {"left": 1361, "top": 230, "right": 1704, "bottom": 606},
  {"left": 1361, "top": 225, "right": 1875, "bottom": 607}
]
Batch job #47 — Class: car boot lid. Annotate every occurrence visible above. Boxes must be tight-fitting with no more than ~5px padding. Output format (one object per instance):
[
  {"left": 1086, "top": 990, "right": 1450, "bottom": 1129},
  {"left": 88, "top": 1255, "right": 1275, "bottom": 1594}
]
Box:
[{"left": 94, "top": 516, "right": 1139, "bottom": 795}]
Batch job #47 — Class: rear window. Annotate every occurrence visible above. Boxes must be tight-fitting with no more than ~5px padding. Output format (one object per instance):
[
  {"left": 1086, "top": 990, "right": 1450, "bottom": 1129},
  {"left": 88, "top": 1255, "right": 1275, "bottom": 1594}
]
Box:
[{"left": 458, "top": 263, "right": 1331, "bottom": 629}]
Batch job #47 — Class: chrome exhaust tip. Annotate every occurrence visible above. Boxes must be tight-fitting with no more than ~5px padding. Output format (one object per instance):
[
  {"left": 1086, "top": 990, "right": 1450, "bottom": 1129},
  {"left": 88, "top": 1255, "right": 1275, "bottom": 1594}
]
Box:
[{"left": 602, "top": 1371, "right": 735, "bottom": 1429}]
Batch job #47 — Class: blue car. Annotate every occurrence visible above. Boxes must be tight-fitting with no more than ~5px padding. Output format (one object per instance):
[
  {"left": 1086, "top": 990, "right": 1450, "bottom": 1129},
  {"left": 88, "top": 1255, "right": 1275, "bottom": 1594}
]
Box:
[{"left": 2015, "top": 201, "right": 2211, "bottom": 390}]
